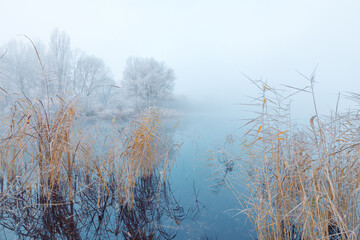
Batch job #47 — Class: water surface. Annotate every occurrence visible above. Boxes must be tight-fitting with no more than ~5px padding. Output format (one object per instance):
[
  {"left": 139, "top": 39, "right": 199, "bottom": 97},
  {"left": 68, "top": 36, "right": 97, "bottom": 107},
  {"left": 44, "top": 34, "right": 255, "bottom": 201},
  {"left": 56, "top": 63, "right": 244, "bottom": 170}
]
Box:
[{"left": 0, "top": 109, "right": 255, "bottom": 239}]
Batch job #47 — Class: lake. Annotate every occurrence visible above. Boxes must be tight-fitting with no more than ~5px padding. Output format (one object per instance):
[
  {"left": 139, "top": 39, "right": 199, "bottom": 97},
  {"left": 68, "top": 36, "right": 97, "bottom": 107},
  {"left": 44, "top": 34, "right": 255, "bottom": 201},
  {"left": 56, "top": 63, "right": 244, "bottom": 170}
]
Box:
[{"left": 0, "top": 108, "right": 255, "bottom": 239}]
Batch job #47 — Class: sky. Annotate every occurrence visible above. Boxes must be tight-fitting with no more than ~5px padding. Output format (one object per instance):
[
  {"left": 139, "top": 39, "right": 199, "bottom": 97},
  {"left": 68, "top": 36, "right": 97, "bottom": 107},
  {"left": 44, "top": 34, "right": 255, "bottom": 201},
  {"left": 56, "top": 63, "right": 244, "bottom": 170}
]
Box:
[{"left": 1, "top": 0, "right": 360, "bottom": 120}]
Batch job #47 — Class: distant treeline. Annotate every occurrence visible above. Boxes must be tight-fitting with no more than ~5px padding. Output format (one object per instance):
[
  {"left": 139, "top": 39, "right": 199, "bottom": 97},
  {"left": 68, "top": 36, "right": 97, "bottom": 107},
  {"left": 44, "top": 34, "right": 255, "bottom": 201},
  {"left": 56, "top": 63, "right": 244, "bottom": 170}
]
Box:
[{"left": 0, "top": 29, "right": 180, "bottom": 117}]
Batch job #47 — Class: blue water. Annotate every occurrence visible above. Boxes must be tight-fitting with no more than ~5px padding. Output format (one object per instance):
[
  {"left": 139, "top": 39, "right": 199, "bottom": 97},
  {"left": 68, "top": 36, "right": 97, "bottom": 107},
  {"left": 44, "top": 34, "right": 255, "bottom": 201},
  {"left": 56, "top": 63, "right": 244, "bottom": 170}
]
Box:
[
  {"left": 169, "top": 111, "right": 254, "bottom": 239},
  {"left": 0, "top": 109, "right": 255, "bottom": 239}
]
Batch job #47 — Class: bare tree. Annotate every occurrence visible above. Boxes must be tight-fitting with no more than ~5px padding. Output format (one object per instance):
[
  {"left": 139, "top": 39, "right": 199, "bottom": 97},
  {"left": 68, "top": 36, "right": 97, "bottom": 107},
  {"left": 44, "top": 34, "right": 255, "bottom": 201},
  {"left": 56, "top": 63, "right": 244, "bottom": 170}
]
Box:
[
  {"left": 94, "top": 77, "right": 116, "bottom": 108},
  {"left": 0, "top": 30, "right": 117, "bottom": 113},
  {"left": 0, "top": 40, "right": 41, "bottom": 97},
  {"left": 73, "top": 55, "right": 113, "bottom": 97},
  {"left": 122, "top": 57, "right": 175, "bottom": 110},
  {"left": 48, "top": 28, "right": 72, "bottom": 95}
]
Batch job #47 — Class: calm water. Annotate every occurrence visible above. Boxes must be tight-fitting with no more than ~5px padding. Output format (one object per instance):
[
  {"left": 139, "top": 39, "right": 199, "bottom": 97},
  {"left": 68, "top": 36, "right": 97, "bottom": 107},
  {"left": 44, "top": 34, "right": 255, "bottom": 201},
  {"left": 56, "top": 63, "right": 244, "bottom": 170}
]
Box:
[
  {"left": 0, "top": 110, "right": 255, "bottom": 239},
  {"left": 170, "top": 111, "right": 254, "bottom": 239}
]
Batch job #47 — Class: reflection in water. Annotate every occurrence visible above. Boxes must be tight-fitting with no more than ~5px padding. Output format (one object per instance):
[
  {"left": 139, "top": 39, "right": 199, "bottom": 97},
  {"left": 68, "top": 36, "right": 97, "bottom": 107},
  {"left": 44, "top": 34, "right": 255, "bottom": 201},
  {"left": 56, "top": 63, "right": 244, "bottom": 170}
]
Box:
[
  {"left": 0, "top": 188, "right": 81, "bottom": 239},
  {"left": 0, "top": 171, "right": 184, "bottom": 239},
  {"left": 0, "top": 106, "right": 191, "bottom": 239},
  {"left": 209, "top": 146, "right": 236, "bottom": 195},
  {"left": 0, "top": 107, "right": 244, "bottom": 239},
  {"left": 119, "top": 176, "right": 184, "bottom": 240}
]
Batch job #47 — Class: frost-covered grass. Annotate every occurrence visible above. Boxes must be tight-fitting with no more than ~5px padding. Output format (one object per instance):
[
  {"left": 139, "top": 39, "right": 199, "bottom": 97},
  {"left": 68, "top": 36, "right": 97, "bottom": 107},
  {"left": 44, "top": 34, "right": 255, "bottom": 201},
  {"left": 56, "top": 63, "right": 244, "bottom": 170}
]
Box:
[
  {"left": 79, "top": 104, "right": 184, "bottom": 121},
  {"left": 0, "top": 95, "right": 172, "bottom": 209},
  {"left": 215, "top": 77, "right": 360, "bottom": 239}
]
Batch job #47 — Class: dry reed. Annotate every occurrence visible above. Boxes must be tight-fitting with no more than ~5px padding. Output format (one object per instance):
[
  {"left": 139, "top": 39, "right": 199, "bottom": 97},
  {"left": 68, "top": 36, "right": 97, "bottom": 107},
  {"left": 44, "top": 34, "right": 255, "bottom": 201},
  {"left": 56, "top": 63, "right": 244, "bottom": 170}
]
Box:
[
  {"left": 0, "top": 96, "right": 172, "bottom": 212},
  {"left": 218, "top": 76, "right": 360, "bottom": 240}
]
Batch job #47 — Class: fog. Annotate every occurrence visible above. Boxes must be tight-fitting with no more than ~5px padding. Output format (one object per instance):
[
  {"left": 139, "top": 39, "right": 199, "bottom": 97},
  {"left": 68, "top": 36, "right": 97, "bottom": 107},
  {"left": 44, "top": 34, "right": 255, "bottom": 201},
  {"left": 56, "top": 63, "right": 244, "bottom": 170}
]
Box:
[
  {"left": 2, "top": 1, "right": 360, "bottom": 239},
  {"left": 2, "top": 0, "right": 360, "bottom": 121}
]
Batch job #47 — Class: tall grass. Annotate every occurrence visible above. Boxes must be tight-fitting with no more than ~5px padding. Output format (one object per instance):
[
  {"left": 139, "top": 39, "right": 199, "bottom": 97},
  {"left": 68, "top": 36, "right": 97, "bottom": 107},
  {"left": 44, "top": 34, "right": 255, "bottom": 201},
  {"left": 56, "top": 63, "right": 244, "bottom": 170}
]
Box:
[
  {"left": 219, "top": 77, "right": 360, "bottom": 239},
  {"left": 0, "top": 95, "right": 172, "bottom": 212}
]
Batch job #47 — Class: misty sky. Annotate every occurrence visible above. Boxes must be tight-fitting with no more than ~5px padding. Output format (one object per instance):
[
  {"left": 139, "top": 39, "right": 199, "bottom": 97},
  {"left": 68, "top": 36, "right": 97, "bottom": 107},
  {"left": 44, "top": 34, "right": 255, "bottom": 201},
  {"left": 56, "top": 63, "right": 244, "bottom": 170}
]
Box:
[{"left": 1, "top": 0, "right": 360, "bottom": 119}]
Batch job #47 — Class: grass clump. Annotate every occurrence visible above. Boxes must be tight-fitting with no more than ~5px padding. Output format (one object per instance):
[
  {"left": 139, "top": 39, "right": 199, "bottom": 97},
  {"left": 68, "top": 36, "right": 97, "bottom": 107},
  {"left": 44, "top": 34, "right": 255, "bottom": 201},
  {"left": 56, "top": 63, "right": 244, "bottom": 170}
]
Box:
[
  {"left": 218, "top": 76, "right": 360, "bottom": 240},
  {"left": 0, "top": 95, "right": 172, "bottom": 211},
  {"left": 0, "top": 98, "right": 77, "bottom": 203},
  {"left": 0, "top": 95, "right": 182, "bottom": 239}
]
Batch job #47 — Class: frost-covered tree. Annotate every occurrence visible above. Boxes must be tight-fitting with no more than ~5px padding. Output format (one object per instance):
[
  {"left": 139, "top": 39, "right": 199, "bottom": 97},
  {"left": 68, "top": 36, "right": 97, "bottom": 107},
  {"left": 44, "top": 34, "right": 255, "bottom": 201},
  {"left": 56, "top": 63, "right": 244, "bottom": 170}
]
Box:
[
  {"left": 122, "top": 57, "right": 175, "bottom": 109},
  {"left": 48, "top": 28, "right": 72, "bottom": 95},
  {"left": 73, "top": 55, "right": 113, "bottom": 97},
  {"left": 0, "top": 29, "right": 117, "bottom": 114},
  {"left": 0, "top": 40, "right": 42, "bottom": 97}
]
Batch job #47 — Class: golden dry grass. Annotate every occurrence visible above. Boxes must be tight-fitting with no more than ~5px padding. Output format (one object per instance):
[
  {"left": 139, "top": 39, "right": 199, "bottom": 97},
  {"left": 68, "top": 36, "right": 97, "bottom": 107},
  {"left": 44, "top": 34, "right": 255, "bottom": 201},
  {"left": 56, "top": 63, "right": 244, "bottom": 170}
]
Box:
[
  {"left": 0, "top": 96, "right": 171, "bottom": 210},
  {"left": 221, "top": 77, "right": 360, "bottom": 240}
]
